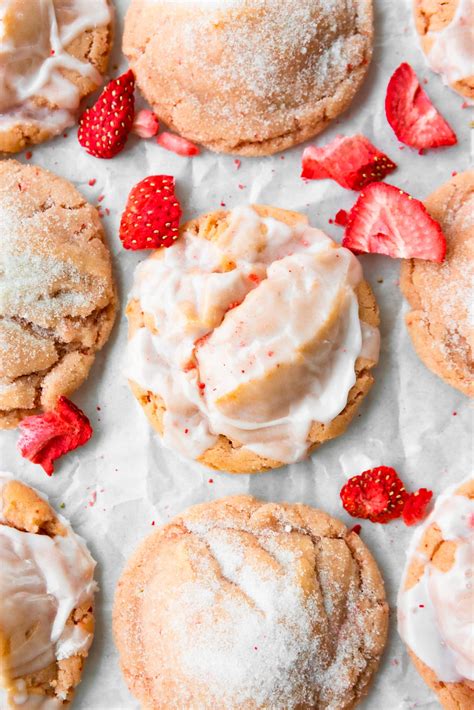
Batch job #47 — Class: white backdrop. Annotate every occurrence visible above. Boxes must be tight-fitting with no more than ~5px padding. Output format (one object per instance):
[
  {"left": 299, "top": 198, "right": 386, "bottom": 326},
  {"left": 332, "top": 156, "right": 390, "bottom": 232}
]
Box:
[{"left": 1, "top": 1, "right": 472, "bottom": 708}]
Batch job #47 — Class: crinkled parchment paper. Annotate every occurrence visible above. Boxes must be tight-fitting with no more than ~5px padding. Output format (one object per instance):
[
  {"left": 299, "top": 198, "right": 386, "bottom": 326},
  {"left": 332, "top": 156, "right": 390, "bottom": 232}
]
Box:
[{"left": 1, "top": 0, "right": 472, "bottom": 708}]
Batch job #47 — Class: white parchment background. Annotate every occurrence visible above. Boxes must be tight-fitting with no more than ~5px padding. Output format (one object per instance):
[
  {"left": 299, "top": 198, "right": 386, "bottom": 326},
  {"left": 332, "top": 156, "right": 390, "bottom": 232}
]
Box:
[{"left": 1, "top": 0, "right": 473, "bottom": 708}]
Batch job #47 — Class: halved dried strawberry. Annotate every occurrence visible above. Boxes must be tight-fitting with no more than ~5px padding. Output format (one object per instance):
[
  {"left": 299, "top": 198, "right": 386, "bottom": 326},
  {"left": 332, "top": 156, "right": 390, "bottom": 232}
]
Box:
[
  {"left": 340, "top": 466, "right": 408, "bottom": 523},
  {"left": 385, "top": 63, "right": 457, "bottom": 150},
  {"left": 342, "top": 182, "right": 447, "bottom": 262},
  {"left": 301, "top": 135, "right": 397, "bottom": 190},
  {"left": 402, "top": 488, "right": 433, "bottom": 526},
  {"left": 17, "top": 398, "right": 93, "bottom": 476},
  {"left": 120, "top": 175, "right": 182, "bottom": 250},
  {"left": 78, "top": 70, "right": 135, "bottom": 159},
  {"left": 157, "top": 132, "right": 200, "bottom": 156}
]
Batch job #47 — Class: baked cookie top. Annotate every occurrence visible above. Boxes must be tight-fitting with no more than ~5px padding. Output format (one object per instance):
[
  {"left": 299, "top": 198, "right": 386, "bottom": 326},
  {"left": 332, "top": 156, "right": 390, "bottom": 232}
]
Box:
[
  {"left": 400, "top": 171, "right": 474, "bottom": 398},
  {"left": 123, "top": 0, "right": 373, "bottom": 155},
  {"left": 113, "top": 494, "right": 388, "bottom": 710},
  {"left": 0, "top": 160, "right": 116, "bottom": 428},
  {"left": 398, "top": 477, "right": 474, "bottom": 709},
  {"left": 413, "top": 0, "right": 474, "bottom": 99},
  {"left": 0, "top": 0, "right": 113, "bottom": 153},
  {"left": 0, "top": 473, "right": 97, "bottom": 708},
  {"left": 125, "top": 205, "right": 380, "bottom": 473}
]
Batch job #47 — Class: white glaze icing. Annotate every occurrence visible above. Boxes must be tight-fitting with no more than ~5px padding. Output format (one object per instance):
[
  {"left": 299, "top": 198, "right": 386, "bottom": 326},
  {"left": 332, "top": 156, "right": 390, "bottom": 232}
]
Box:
[
  {"left": 398, "top": 476, "right": 474, "bottom": 683},
  {"left": 0, "top": 473, "right": 97, "bottom": 709},
  {"left": 425, "top": 0, "right": 474, "bottom": 86},
  {"left": 0, "top": 0, "right": 111, "bottom": 135},
  {"left": 125, "top": 206, "right": 379, "bottom": 464}
]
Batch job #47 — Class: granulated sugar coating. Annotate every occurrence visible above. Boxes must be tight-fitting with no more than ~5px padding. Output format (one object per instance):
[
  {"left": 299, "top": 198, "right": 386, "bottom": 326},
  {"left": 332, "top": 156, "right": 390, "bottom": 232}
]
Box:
[
  {"left": 401, "top": 170, "right": 474, "bottom": 397},
  {"left": 124, "top": 0, "right": 374, "bottom": 155},
  {"left": 113, "top": 495, "right": 389, "bottom": 709},
  {"left": 0, "top": 160, "right": 116, "bottom": 428}
]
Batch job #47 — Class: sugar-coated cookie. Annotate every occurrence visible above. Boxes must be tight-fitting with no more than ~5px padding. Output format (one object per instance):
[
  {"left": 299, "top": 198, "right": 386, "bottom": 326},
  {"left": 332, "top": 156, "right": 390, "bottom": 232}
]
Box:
[
  {"left": 0, "top": 0, "right": 114, "bottom": 153},
  {"left": 0, "top": 160, "right": 117, "bottom": 428},
  {"left": 398, "top": 477, "right": 474, "bottom": 710},
  {"left": 0, "top": 473, "right": 97, "bottom": 708},
  {"left": 125, "top": 205, "right": 380, "bottom": 473},
  {"left": 413, "top": 0, "right": 474, "bottom": 99},
  {"left": 400, "top": 171, "right": 473, "bottom": 397},
  {"left": 114, "top": 495, "right": 388, "bottom": 710},
  {"left": 123, "top": 0, "right": 374, "bottom": 155}
]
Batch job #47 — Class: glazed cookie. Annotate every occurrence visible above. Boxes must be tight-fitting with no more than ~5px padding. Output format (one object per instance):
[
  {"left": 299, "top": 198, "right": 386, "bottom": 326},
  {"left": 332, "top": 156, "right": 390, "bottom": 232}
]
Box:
[
  {"left": 114, "top": 495, "right": 388, "bottom": 710},
  {"left": 0, "top": 0, "right": 114, "bottom": 153},
  {"left": 125, "top": 205, "right": 380, "bottom": 473},
  {"left": 398, "top": 477, "right": 474, "bottom": 710},
  {"left": 0, "top": 473, "right": 97, "bottom": 708},
  {"left": 400, "top": 171, "right": 474, "bottom": 397},
  {"left": 413, "top": 0, "right": 474, "bottom": 99},
  {"left": 0, "top": 160, "right": 116, "bottom": 428},
  {"left": 123, "top": 0, "right": 374, "bottom": 155}
]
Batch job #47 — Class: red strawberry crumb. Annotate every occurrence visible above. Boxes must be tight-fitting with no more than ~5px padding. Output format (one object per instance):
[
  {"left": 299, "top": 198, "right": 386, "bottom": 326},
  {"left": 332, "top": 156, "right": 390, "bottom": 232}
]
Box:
[
  {"left": 25, "top": 151, "right": 32, "bottom": 160},
  {"left": 208, "top": 478, "right": 214, "bottom": 484},
  {"left": 120, "top": 175, "right": 182, "bottom": 250},
  {"left": 132, "top": 109, "right": 159, "bottom": 138},
  {"left": 98, "top": 195, "right": 105, "bottom": 203},
  {"left": 334, "top": 209, "right": 349, "bottom": 226},
  {"left": 342, "top": 182, "right": 447, "bottom": 262},
  {"left": 151, "top": 520, "right": 155, "bottom": 526},
  {"left": 78, "top": 69, "right": 135, "bottom": 159},
  {"left": 385, "top": 63, "right": 457, "bottom": 150},
  {"left": 157, "top": 131, "right": 200, "bottom": 156},
  {"left": 453, "top": 411, "right": 457, "bottom": 416},
  {"left": 340, "top": 466, "right": 408, "bottom": 523},
  {"left": 402, "top": 488, "right": 433, "bottom": 526},
  {"left": 350, "top": 524, "right": 362, "bottom": 535},
  {"left": 88, "top": 178, "right": 97, "bottom": 187},
  {"left": 234, "top": 159, "right": 241, "bottom": 169},
  {"left": 248, "top": 273, "right": 260, "bottom": 283},
  {"left": 301, "top": 135, "right": 397, "bottom": 190},
  {"left": 238, "top": 184, "right": 245, "bottom": 190},
  {"left": 198, "top": 382, "right": 206, "bottom": 390},
  {"left": 462, "top": 101, "right": 469, "bottom": 109},
  {"left": 17, "top": 397, "right": 92, "bottom": 476},
  {"left": 452, "top": 171, "right": 458, "bottom": 177},
  {"left": 220, "top": 201, "right": 226, "bottom": 207}
]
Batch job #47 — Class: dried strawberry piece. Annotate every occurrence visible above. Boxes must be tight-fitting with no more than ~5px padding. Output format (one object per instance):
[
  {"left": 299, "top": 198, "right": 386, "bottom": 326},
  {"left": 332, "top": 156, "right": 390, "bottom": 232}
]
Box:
[
  {"left": 78, "top": 70, "right": 135, "bottom": 159},
  {"left": 132, "top": 109, "right": 159, "bottom": 138},
  {"left": 342, "top": 182, "right": 447, "bottom": 262},
  {"left": 301, "top": 134, "right": 397, "bottom": 190},
  {"left": 334, "top": 209, "right": 349, "bottom": 226},
  {"left": 402, "top": 488, "right": 433, "bottom": 526},
  {"left": 340, "top": 466, "right": 408, "bottom": 524},
  {"left": 120, "top": 175, "right": 182, "bottom": 250},
  {"left": 17, "top": 397, "right": 93, "bottom": 475},
  {"left": 385, "top": 63, "right": 457, "bottom": 150},
  {"left": 157, "top": 131, "right": 200, "bottom": 156}
]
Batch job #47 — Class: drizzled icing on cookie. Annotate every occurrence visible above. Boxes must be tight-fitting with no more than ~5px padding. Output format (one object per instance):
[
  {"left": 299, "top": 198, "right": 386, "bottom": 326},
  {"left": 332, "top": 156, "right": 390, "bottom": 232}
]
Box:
[
  {"left": 424, "top": 0, "right": 474, "bottom": 88},
  {"left": 126, "top": 206, "right": 379, "bottom": 464},
  {"left": 0, "top": 473, "right": 97, "bottom": 709},
  {"left": 0, "top": 0, "right": 111, "bottom": 134},
  {"left": 398, "top": 476, "right": 474, "bottom": 683}
]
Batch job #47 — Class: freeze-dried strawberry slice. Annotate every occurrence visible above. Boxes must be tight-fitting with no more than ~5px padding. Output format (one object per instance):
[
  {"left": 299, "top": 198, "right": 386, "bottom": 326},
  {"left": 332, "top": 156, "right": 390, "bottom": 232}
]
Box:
[
  {"left": 17, "top": 397, "right": 93, "bottom": 475},
  {"left": 301, "top": 135, "right": 397, "bottom": 190},
  {"left": 120, "top": 175, "right": 182, "bottom": 250},
  {"left": 78, "top": 70, "right": 135, "bottom": 159},
  {"left": 402, "top": 488, "right": 433, "bottom": 526},
  {"left": 157, "top": 132, "right": 200, "bottom": 156},
  {"left": 342, "top": 182, "right": 447, "bottom": 262},
  {"left": 132, "top": 109, "right": 159, "bottom": 138},
  {"left": 385, "top": 63, "right": 457, "bottom": 150},
  {"left": 340, "top": 466, "right": 408, "bottom": 523}
]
